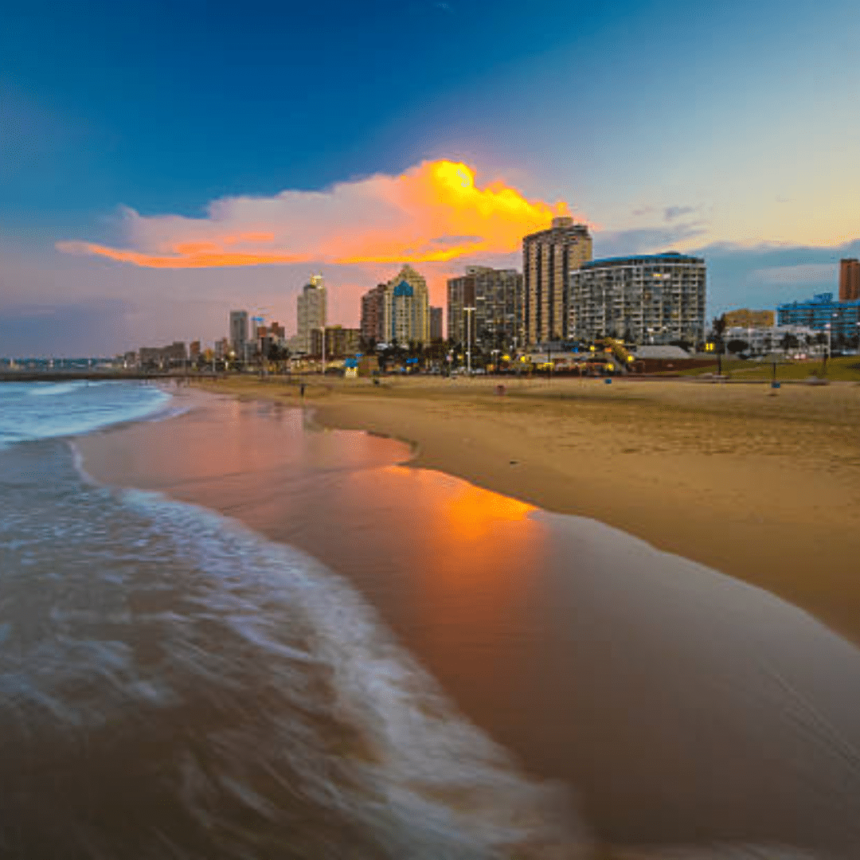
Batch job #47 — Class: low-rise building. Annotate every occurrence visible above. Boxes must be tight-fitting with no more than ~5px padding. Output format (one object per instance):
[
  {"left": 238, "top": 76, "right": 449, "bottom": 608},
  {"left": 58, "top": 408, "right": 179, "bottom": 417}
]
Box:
[
  {"left": 777, "top": 293, "right": 860, "bottom": 347},
  {"left": 723, "top": 309, "right": 774, "bottom": 328}
]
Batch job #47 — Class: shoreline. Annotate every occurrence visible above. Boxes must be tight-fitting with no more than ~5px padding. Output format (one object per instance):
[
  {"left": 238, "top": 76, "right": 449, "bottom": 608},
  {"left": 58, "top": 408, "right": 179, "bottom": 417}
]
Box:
[{"left": 190, "top": 374, "right": 860, "bottom": 649}]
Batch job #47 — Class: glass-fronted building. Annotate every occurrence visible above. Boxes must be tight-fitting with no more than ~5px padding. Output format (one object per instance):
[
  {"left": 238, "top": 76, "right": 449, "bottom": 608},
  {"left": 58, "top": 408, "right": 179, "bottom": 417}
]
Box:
[{"left": 777, "top": 293, "right": 860, "bottom": 347}]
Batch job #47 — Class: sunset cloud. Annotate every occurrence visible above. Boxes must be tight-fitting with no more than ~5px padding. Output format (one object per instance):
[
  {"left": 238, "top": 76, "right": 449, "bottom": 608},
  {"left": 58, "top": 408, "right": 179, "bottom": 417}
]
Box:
[{"left": 57, "top": 160, "right": 572, "bottom": 269}]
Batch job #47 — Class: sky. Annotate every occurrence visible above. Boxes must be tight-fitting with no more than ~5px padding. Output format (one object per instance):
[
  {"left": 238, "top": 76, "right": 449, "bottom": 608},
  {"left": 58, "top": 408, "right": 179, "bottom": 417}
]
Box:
[{"left": 1, "top": 0, "right": 859, "bottom": 355}]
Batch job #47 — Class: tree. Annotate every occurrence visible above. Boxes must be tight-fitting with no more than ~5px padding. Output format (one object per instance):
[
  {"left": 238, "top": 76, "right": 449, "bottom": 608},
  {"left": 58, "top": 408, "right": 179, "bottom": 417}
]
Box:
[
  {"left": 780, "top": 333, "right": 799, "bottom": 353},
  {"left": 726, "top": 338, "right": 749, "bottom": 355}
]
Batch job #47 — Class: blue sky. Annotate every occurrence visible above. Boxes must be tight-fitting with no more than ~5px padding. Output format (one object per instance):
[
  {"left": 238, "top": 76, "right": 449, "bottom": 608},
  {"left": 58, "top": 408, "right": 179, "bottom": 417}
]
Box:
[{"left": 2, "top": 0, "right": 858, "bottom": 354}]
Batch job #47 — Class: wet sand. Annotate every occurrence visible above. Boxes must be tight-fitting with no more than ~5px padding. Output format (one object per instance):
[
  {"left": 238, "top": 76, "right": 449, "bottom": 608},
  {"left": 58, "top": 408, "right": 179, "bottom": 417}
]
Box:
[
  {"left": 76, "top": 388, "right": 860, "bottom": 858},
  {"left": 195, "top": 374, "right": 860, "bottom": 651}
]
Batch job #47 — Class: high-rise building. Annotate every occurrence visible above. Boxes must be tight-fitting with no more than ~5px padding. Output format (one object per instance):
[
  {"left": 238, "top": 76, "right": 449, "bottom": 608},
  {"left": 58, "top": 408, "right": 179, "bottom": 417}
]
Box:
[
  {"left": 360, "top": 284, "right": 386, "bottom": 344},
  {"left": 568, "top": 252, "right": 707, "bottom": 345},
  {"left": 429, "top": 306, "right": 444, "bottom": 342},
  {"left": 382, "top": 265, "right": 429, "bottom": 345},
  {"left": 229, "top": 310, "right": 249, "bottom": 359},
  {"left": 839, "top": 258, "right": 860, "bottom": 301},
  {"left": 447, "top": 266, "right": 523, "bottom": 351},
  {"left": 523, "top": 217, "right": 592, "bottom": 344},
  {"left": 296, "top": 275, "right": 327, "bottom": 354}
]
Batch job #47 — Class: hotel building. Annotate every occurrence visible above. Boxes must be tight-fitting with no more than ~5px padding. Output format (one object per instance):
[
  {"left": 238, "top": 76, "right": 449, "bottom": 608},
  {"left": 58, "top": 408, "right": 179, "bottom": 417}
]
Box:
[
  {"left": 360, "top": 284, "right": 386, "bottom": 344},
  {"left": 382, "top": 265, "right": 430, "bottom": 345},
  {"left": 447, "top": 266, "right": 523, "bottom": 351},
  {"left": 839, "top": 258, "right": 860, "bottom": 301},
  {"left": 229, "top": 310, "right": 249, "bottom": 359},
  {"left": 523, "top": 217, "right": 592, "bottom": 344},
  {"left": 569, "top": 252, "right": 707, "bottom": 344},
  {"left": 296, "top": 275, "right": 327, "bottom": 354}
]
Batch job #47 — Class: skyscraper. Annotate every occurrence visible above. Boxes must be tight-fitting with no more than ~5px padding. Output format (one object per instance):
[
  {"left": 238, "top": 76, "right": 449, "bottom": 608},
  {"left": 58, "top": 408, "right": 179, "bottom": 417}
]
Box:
[
  {"left": 522, "top": 217, "right": 592, "bottom": 344},
  {"left": 447, "top": 266, "right": 522, "bottom": 351},
  {"left": 296, "top": 275, "right": 327, "bottom": 354},
  {"left": 839, "top": 258, "right": 860, "bottom": 301},
  {"left": 229, "top": 310, "right": 249, "bottom": 359},
  {"left": 360, "top": 284, "right": 386, "bottom": 344},
  {"left": 382, "top": 264, "right": 429, "bottom": 345},
  {"left": 429, "top": 306, "right": 444, "bottom": 342}
]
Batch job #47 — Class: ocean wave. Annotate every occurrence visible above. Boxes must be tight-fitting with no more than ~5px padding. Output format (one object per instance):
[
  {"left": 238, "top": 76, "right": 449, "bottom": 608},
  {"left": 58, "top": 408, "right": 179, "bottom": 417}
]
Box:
[
  {"left": 0, "top": 381, "right": 172, "bottom": 445},
  {"left": 116, "top": 488, "right": 593, "bottom": 858}
]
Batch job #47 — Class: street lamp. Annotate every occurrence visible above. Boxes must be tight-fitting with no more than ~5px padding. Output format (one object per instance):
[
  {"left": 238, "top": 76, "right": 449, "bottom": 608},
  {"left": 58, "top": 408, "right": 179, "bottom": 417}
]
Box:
[
  {"left": 464, "top": 306, "right": 475, "bottom": 375},
  {"left": 319, "top": 325, "right": 327, "bottom": 375}
]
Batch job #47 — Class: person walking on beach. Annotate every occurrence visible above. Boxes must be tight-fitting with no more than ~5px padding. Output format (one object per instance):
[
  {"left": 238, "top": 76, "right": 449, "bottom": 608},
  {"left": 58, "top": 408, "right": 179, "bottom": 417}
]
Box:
[{"left": 300, "top": 382, "right": 306, "bottom": 399}]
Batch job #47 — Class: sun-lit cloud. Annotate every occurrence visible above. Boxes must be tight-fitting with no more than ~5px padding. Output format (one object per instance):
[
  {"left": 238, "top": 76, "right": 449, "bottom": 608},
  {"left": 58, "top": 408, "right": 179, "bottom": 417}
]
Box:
[{"left": 56, "top": 160, "right": 571, "bottom": 269}]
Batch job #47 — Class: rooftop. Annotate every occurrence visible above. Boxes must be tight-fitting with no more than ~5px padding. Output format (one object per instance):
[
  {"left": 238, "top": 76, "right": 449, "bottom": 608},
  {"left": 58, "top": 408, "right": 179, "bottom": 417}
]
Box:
[{"left": 582, "top": 252, "right": 704, "bottom": 269}]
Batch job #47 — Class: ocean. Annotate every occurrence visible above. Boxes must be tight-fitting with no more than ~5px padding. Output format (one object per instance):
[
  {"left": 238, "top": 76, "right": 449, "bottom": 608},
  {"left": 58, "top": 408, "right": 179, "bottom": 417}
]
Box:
[{"left": 2, "top": 380, "right": 860, "bottom": 859}]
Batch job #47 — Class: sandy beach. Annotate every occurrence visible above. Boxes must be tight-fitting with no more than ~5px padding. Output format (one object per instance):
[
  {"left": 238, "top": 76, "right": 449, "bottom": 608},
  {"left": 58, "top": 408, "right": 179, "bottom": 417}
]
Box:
[
  {"left": 189, "top": 374, "right": 860, "bottom": 649},
  {"left": 70, "top": 381, "right": 860, "bottom": 858}
]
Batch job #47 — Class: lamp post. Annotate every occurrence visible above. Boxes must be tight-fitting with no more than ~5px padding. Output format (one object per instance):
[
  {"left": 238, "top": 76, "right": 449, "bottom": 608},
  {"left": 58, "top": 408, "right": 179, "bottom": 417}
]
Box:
[
  {"left": 319, "top": 326, "right": 326, "bottom": 376},
  {"left": 464, "top": 306, "right": 475, "bottom": 376}
]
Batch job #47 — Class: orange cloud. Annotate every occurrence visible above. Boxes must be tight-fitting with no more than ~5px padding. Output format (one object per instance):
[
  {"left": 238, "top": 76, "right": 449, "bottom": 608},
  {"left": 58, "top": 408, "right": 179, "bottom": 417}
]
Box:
[{"left": 57, "top": 160, "right": 576, "bottom": 269}]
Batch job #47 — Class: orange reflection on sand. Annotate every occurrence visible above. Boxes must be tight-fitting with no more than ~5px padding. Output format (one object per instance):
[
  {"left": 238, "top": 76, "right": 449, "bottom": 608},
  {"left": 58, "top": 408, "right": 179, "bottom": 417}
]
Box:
[{"left": 380, "top": 465, "right": 536, "bottom": 540}]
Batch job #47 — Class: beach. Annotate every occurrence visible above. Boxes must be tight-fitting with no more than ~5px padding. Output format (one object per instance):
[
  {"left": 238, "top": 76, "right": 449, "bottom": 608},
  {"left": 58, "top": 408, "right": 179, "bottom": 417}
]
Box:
[
  {"left": 194, "top": 374, "right": 860, "bottom": 649},
  {"left": 68, "top": 380, "right": 860, "bottom": 858}
]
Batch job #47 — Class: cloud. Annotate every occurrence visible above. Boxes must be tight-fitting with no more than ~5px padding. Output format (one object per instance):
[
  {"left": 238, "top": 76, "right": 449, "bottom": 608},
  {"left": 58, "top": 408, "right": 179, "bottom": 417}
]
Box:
[
  {"left": 664, "top": 205, "right": 696, "bottom": 222},
  {"left": 593, "top": 223, "right": 707, "bottom": 258},
  {"left": 751, "top": 263, "right": 835, "bottom": 285},
  {"left": 57, "top": 160, "right": 571, "bottom": 269},
  {"left": 0, "top": 298, "right": 135, "bottom": 357}
]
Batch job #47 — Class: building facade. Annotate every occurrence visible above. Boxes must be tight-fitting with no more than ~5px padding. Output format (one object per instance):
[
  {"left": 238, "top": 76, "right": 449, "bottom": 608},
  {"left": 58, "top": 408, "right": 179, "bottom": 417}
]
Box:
[
  {"left": 523, "top": 217, "right": 592, "bottom": 344},
  {"left": 777, "top": 293, "right": 860, "bottom": 346},
  {"left": 382, "top": 265, "right": 430, "bottom": 345},
  {"left": 839, "top": 258, "right": 860, "bottom": 301},
  {"left": 723, "top": 309, "right": 775, "bottom": 328},
  {"left": 310, "top": 326, "right": 361, "bottom": 358},
  {"left": 360, "top": 284, "right": 386, "bottom": 344},
  {"left": 429, "top": 306, "right": 443, "bottom": 342},
  {"left": 229, "top": 310, "right": 249, "bottom": 359},
  {"left": 296, "top": 275, "right": 327, "bottom": 354},
  {"left": 724, "top": 325, "right": 818, "bottom": 355},
  {"left": 447, "top": 266, "right": 523, "bottom": 351},
  {"left": 569, "top": 252, "right": 707, "bottom": 345}
]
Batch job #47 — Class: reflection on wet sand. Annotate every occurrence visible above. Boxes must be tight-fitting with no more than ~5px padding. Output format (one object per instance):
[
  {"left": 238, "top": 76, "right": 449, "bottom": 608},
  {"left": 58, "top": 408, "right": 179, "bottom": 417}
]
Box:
[{"left": 76, "top": 390, "right": 860, "bottom": 857}]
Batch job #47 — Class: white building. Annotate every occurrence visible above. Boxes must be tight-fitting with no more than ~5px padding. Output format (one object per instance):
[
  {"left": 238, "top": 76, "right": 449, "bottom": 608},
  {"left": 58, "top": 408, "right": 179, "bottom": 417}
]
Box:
[
  {"left": 295, "top": 275, "right": 327, "bottom": 354},
  {"left": 724, "top": 324, "right": 819, "bottom": 356},
  {"left": 569, "top": 252, "right": 706, "bottom": 345},
  {"left": 382, "top": 265, "right": 430, "bottom": 345}
]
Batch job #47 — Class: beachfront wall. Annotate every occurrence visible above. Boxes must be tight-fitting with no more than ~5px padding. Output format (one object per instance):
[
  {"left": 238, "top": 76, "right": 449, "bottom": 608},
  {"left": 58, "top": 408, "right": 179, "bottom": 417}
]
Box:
[{"left": 568, "top": 252, "right": 706, "bottom": 346}]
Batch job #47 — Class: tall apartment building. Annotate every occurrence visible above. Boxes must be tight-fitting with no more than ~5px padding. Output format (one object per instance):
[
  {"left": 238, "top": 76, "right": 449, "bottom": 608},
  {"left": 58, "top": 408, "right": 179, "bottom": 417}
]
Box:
[
  {"left": 296, "top": 275, "right": 327, "bottom": 353},
  {"left": 429, "top": 306, "right": 443, "bottom": 341},
  {"left": 229, "top": 310, "right": 249, "bottom": 358},
  {"left": 360, "top": 284, "right": 386, "bottom": 344},
  {"left": 569, "top": 252, "right": 706, "bottom": 344},
  {"left": 839, "top": 258, "right": 860, "bottom": 301},
  {"left": 523, "top": 217, "right": 592, "bottom": 344},
  {"left": 382, "top": 265, "right": 430, "bottom": 345},
  {"left": 447, "top": 266, "right": 523, "bottom": 350}
]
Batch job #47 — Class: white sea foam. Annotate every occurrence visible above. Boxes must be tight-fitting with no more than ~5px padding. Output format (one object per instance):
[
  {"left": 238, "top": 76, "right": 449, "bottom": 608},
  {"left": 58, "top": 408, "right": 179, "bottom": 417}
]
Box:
[
  {"left": 118, "top": 487, "right": 593, "bottom": 858},
  {"left": 0, "top": 381, "right": 172, "bottom": 445}
]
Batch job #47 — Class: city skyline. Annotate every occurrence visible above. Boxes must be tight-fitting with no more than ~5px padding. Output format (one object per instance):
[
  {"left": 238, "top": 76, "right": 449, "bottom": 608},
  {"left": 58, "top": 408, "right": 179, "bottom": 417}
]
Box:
[{"left": 2, "top": 0, "right": 859, "bottom": 355}]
